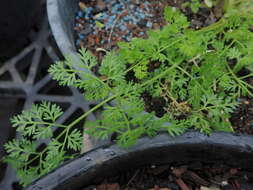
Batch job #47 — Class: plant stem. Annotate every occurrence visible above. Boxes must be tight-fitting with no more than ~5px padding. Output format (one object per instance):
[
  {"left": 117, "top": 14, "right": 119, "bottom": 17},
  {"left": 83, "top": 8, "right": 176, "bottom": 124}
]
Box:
[
  {"left": 61, "top": 127, "right": 70, "bottom": 152},
  {"left": 239, "top": 73, "right": 253, "bottom": 80},
  {"left": 195, "top": 103, "right": 237, "bottom": 112},
  {"left": 176, "top": 65, "right": 207, "bottom": 94},
  {"left": 56, "top": 94, "right": 118, "bottom": 141},
  {"left": 226, "top": 63, "right": 253, "bottom": 97},
  {"left": 25, "top": 121, "right": 67, "bottom": 128},
  {"left": 120, "top": 110, "right": 131, "bottom": 131},
  {"left": 123, "top": 37, "right": 184, "bottom": 75},
  {"left": 140, "top": 62, "right": 179, "bottom": 88},
  {"left": 23, "top": 95, "right": 118, "bottom": 168}
]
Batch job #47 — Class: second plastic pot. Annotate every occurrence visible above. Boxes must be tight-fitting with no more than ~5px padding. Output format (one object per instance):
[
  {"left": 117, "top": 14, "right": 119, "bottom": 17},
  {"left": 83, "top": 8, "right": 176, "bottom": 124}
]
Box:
[{"left": 25, "top": 132, "right": 253, "bottom": 190}]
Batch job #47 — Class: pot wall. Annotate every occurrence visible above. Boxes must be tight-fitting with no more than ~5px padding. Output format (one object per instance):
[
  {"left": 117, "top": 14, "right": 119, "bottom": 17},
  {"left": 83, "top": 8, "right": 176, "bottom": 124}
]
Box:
[{"left": 47, "top": 0, "right": 78, "bottom": 57}]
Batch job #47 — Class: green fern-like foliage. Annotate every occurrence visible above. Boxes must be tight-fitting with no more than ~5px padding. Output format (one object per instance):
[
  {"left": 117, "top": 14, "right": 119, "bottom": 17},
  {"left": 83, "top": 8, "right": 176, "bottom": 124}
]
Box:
[
  {"left": 4, "top": 102, "right": 83, "bottom": 186},
  {"left": 49, "top": 50, "right": 110, "bottom": 101},
  {"left": 4, "top": 3, "right": 253, "bottom": 187},
  {"left": 48, "top": 6, "right": 253, "bottom": 143}
]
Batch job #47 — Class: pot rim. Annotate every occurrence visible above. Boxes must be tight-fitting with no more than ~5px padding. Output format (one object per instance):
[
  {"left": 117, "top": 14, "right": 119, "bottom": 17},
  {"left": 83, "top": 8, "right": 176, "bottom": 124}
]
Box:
[
  {"left": 25, "top": 131, "right": 253, "bottom": 190},
  {"left": 47, "top": 0, "right": 77, "bottom": 58}
]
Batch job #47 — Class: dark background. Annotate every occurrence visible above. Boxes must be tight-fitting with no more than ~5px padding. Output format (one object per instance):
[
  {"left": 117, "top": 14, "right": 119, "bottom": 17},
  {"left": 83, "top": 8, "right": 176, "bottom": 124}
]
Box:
[{"left": 0, "top": 0, "right": 41, "bottom": 60}]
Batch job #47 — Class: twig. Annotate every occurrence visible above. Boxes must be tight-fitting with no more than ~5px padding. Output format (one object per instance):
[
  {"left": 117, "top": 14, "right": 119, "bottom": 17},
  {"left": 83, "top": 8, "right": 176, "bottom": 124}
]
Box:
[
  {"left": 107, "top": 13, "right": 122, "bottom": 48},
  {"left": 175, "top": 178, "right": 191, "bottom": 190},
  {"left": 126, "top": 169, "right": 140, "bottom": 186},
  {"left": 186, "top": 171, "right": 210, "bottom": 186}
]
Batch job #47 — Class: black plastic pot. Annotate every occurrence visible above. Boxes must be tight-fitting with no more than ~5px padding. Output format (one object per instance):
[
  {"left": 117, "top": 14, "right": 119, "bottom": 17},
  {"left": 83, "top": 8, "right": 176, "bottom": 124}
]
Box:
[
  {"left": 25, "top": 132, "right": 253, "bottom": 190},
  {"left": 0, "top": 0, "right": 42, "bottom": 60},
  {"left": 45, "top": 3, "right": 253, "bottom": 189},
  {"left": 47, "top": 0, "right": 78, "bottom": 58}
]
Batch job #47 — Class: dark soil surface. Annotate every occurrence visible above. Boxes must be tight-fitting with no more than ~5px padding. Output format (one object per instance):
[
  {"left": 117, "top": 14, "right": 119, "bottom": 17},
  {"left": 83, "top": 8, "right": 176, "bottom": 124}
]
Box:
[
  {"left": 230, "top": 77, "right": 253, "bottom": 135},
  {"left": 74, "top": 0, "right": 253, "bottom": 135},
  {"left": 82, "top": 162, "right": 253, "bottom": 190},
  {"left": 74, "top": 0, "right": 221, "bottom": 59}
]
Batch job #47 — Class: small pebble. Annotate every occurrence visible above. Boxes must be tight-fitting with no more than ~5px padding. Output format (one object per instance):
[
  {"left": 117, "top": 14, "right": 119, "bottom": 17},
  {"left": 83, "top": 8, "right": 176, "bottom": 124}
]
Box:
[
  {"left": 78, "top": 34, "right": 85, "bottom": 39},
  {"left": 79, "top": 2, "right": 87, "bottom": 10},
  {"left": 77, "top": 11, "right": 83, "bottom": 17},
  {"left": 146, "top": 21, "right": 152, "bottom": 28},
  {"left": 119, "top": 25, "right": 127, "bottom": 31},
  {"left": 76, "top": 39, "right": 81, "bottom": 46}
]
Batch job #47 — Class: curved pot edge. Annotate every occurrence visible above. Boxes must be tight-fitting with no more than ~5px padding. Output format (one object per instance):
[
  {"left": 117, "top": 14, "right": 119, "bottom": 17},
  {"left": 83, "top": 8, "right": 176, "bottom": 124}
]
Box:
[
  {"left": 47, "top": 0, "right": 77, "bottom": 57},
  {"left": 25, "top": 131, "right": 253, "bottom": 190}
]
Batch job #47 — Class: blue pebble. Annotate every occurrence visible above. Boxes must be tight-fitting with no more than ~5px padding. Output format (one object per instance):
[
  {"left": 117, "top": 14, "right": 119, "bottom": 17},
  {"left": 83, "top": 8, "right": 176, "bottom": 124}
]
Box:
[
  {"left": 75, "top": 23, "right": 81, "bottom": 27},
  {"left": 108, "top": 17, "right": 114, "bottom": 24},
  {"left": 146, "top": 21, "right": 152, "bottom": 28},
  {"left": 75, "top": 12, "right": 80, "bottom": 17},
  {"left": 100, "top": 14, "right": 106, "bottom": 19},
  {"left": 79, "top": 34, "right": 85, "bottom": 39},
  {"left": 112, "top": 2, "right": 117, "bottom": 7},
  {"left": 76, "top": 39, "right": 81, "bottom": 46},
  {"left": 87, "top": 7, "right": 93, "bottom": 12},
  {"left": 120, "top": 25, "right": 127, "bottom": 31},
  {"left": 140, "top": 14, "right": 145, "bottom": 19},
  {"left": 77, "top": 11, "right": 83, "bottom": 17},
  {"left": 237, "top": 98, "right": 242, "bottom": 102},
  {"left": 88, "top": 20, "right": 94, "bottom": 24},
  {"left": 85, "top": 8, "right": 93, "bottom": 15},
  {"left": 112, "top": 6, "right": 118, "bottom": 12}
]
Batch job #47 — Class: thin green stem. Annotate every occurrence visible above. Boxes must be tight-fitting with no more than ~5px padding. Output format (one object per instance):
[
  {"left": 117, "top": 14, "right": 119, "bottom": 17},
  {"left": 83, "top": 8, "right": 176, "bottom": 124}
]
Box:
[
  {"left": 22, "top": 96, "right": 117, "bottom": 167},
  {"left": 158, "top": 37, "right": 184, "bottom": 53},
  {"left": 194, "top": 103, "right": 237, "bottom": 113},
  {"left": 140, "top": 62, "right": 179, "bottom": 88},
  {"left": 239, "top": 73, "right": 253, "bottom": 80},
  {"left": 24, "top": 150, "right": 46, "bottom": 167},
  {"left": 175, "top": 65, "right": 207, "bottom": 94},
  {"left": 196, "top": 18, "right": 227, "bottom": 33},
  {"left": 96, "top": 126, "right": 123, "bottom": 134},
  {"left": 239, "top": 80, "right": 253, "bottom": 91},
  {"left": 124, "top": 60, "right": 144, "bottom": 74},
  {"left": 68, "top": 67, "right": 109, "bottom": 88},
  {"left": 22, "top": 121, "right": 67, "bottom": 128},
  {"left": 61, "top": 127, "right": 70, "bottom": 152},
  {"left": 39, "top": 154, "right": 42, "bottom": 172},
  {"left": 56, "top": 94, "right": 117, "bottom": 141},
  {"left": 226, "top": 63, "right": 253, "bottom": 97},
  {"left": 123, "top": 37, "right": 184, "bottom": 75},
  {"left": 120, "top": 110, "right": 131, "bottom": 131}
]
